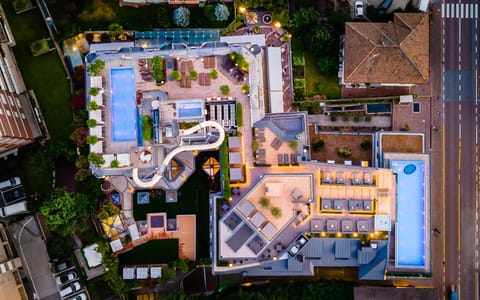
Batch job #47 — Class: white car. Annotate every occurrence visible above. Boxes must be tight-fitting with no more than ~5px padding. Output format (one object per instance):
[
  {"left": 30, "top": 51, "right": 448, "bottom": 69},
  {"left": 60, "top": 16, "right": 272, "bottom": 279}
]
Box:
[
  {"left": 66, "top": 293, "right": 87, "bottom": 300},
  {"left": 59, "top": 281, "right": 81, "bottom": 298},
  {"left": 55, "top": 271, "right": 77, "bottom": 286},
  {"left": 0, "top": 177, "right": 21, "bottom": 190},
  {"left": 0, "top": 201, "right": 28, "bottom": 218},
  {"left": 355, "top": 1, "right": 364, "bottom": 18}
]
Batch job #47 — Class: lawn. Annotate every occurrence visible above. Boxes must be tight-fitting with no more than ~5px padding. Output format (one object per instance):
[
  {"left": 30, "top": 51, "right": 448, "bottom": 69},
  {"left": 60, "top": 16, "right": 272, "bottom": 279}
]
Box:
[
  {"left": 0, "top": 0, "right": 72, "bottom": 139},
  {"left": 304, "top": 53, "right": 341, "bottom": 100},
  {"left": 381, "top": 134, "right": 424, "bottom": 153},
  {"left": 119, "top": 239, "right": 179, "bottom": 265}
]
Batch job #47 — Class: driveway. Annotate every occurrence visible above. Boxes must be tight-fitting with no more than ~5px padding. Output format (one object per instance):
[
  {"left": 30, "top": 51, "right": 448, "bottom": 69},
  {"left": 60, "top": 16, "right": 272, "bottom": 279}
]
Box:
[{"left": 8, "top": 217, "right": 61, "bottom": 300}]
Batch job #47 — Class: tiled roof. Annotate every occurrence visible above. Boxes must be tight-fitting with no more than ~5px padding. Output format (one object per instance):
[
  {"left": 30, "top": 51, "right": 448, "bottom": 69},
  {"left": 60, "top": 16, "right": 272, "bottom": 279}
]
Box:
[{"left": 344, "top": 13, "right": 429, "bottom": 84}]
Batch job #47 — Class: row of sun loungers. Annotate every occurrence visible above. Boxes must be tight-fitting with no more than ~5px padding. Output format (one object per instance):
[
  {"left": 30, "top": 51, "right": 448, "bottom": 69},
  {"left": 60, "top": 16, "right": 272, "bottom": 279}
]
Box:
[
  {"left": 180, "top": 76, "right": 192, "bottom": 88},
  {"left": 203, "top": 56, "right": 216, "bottom": 69},
  {"left": 198, "top": 73, "right": 211, "bottom": 86},
  {"left": 180, "top": 60, "right": 194, "bottom": 74}
]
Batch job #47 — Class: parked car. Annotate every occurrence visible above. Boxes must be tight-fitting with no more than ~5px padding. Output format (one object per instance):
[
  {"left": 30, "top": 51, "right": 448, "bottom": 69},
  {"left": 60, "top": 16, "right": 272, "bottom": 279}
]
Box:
[
  {"left": 59, "top": 281, "right": 81, "bottom": 298},
  {"left": 0, "top": 177, "right": 21, "bottom": 190},
  {"left": 53, "top": 259, "right": 73, "bottom": 274},
  {"left": 355, "top": 1, "right": 365, "bottom": 18},
  {"left": 66, "top": 293, "right": 87, "bottom": 300},
  {"left": 55, "top": 271, "right": 77, "bottom": 286},
  {"left": 0, "top": 201, "right": 28, "bottom": 218}
]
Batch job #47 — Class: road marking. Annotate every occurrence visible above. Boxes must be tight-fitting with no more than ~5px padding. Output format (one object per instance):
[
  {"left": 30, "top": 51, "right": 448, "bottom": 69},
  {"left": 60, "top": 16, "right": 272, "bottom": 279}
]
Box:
[
  {"left": 443, "top": 3, "right": 446, "bottom": 18},
  {"left": 476, "top": 4, "right": 479, "bottom": 19},
  {"left": 461, "top": 4, "right": 464, "bottom": 18}
]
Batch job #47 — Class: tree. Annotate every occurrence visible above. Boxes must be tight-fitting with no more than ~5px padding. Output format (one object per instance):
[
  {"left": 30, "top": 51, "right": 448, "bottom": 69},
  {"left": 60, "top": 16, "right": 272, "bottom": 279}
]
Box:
[
  {"left": 214, "top": 3, "right": 230, "bottom": 21},
  {"left": 204, "top": 4, "right": 215, "bottom": 22},
  {"left": 242, "top": 84, "right": 250, "bottom": 94},
  {"left": 337, "top": 147, "right": 352, "bottom": 158},
  {"left": 97, "top": 201, "right": 120, "bottom": 220},
  {"left": 220, "top": 85, "right": 230, "bottom": 95},
  {"left": 288, "top": 140, "right": 298, "bottom": 151},
  {"left": 157, "top": 267, "right": 176, "bottom": 285},
  {"left": 40, "top": 189, "right": 89, "bottom": 237},
  {"left": 75, "top": 169, "right": 91, "bottom": 182},
  {"left": 87, "top": 101, "right": 98, "bottom": 111},
  {"left": 259, "top": 197, "right": 270, "bottom": 208},
  {"left": 209, "top": 69, "right": 218, "bottom": 79},
  {"left": 96, "top": 241, "right": 128, "bottom": 295},
  {"left": 89, "top": 87, "right": 99, "bottom": 96},
  {"left": 75, "top": 155, "right": 89, "bottom": 169},
  {"left": 86, "top": 135, "right": 99, "bottom": 145},
  {"left": 308, "top": 23, "right": 336, "bottom": 57},
  {"left": 108, "top": 23, "right": 124, "bottom": 40},
  {"left": 70, "top": 126, "right": 89, "bottom": 147},
  {"left": 87, "top": 59, "right": 105, "bottom": 76},
  {"left": 171, "top": 70, "right": 182, "bottom": 81},
  {"left": 172, "top": 259, "right": 190, "bottom": 273},
  {"left": 317, "top": 57, "right": 338, "bottom": 75},
  {"left": 313, "top": 139, "right": 325, "bottom": 152},
  {"left": 88, "top": 153, "right": 105, "bottom": 167},
  {"left": 110, "top": 159, "right": 119, "bottom": 168},
  {"left": 173, "top": 7, "right": 190, "bottom": 27},
  {"left": 271, "top": 207, "right": 282, "bottom": 218},
  {"left": 292, "top": 7, "right": 318, "bottom": 31},
  {"left": 189, "top": 70, "right": 198, "bottom": 80}
]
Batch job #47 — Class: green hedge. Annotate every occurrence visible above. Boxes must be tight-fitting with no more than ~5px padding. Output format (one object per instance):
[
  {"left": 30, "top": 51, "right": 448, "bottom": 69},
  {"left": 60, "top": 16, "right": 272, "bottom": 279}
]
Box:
[
  {"left": 142, "top": 115, "right": 152, "bottom": 141},
  {"left": 235, "top": 103, "right": 243, "bottom": 127},
  {"left": 220, "top": 139, "right": 231, "bottom": 200}
]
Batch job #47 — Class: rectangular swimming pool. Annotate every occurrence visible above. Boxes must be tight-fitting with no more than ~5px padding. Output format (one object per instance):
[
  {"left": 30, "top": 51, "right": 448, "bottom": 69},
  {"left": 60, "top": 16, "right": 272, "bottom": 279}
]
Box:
[
  {"left": 391, "top": 160, "right": 426, "bottom": 268},
  {"left": 110, "top": 68, "right": 137, "bottom": 142},
  {"left": 176, "top": 100, "right": 204, "bottom": 119}
]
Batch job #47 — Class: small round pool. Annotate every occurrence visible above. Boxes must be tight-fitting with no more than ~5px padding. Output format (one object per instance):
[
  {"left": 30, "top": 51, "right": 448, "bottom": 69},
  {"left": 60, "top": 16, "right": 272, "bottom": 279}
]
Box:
[{"left": 403, "top": 164, "right": 417, "bottom": 174}]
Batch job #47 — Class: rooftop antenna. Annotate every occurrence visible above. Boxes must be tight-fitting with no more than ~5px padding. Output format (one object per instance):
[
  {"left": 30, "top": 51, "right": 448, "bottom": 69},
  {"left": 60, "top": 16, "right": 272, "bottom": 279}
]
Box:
[{"left": 361, "top": 14, "right": 397, "bottom": 47}]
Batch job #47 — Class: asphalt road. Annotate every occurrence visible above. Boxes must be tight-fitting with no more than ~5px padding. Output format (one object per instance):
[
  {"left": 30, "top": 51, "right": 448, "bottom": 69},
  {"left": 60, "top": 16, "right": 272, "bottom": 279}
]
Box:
[{"left": 442, "top": 1, "right": 479, "bottom": 299}]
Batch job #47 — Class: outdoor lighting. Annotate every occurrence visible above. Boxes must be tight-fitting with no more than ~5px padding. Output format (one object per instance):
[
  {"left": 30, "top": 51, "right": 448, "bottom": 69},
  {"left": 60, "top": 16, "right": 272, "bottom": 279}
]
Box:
[
  {"left": 274, "top": 21, "right": 281, "bottom": 28},
  {"left": 353, "top": 232, "right": 358, "bottom": 238},
  {"left": 321, "top": 232, "right": 326, "bottom": 237},
  {"left": 104, "top": 176, "right": 110, "bottom": 182},
  {"left": 238, "top": 6, "right": 246, "bottom": 14},
  {"left": 228, "top": 263, "right": 233, "bottom": 267},
  {"left": 72, "top": 46, "right": 78, "bottom": 51},
  {"left": 273, "top": 256, "right": 277, "bottom": 261},
  {"left": 129, "top": 187, "right": 135, "bottom": 194},
  {"left": 336, "top": 232, "right": 342, "bottom": 237}
]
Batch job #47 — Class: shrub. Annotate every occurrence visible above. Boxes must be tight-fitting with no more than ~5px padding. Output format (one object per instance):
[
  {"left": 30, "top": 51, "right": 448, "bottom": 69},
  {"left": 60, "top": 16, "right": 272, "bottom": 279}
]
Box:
[
  {"left": 86, "top": 119, "right": 97, "bottom": 128},
  {"left": 353, "top": 115, "right": 361, "bottom": 122},
  {"left": 312, "top": 139, "right": 325, "bottom": 152},
  {"left": 173, "top": 7, "right": 190, "bottom": 27},
  {"left": 97, "top": 201, "right": 120, "bottom": 220},
  {"left": 214, "top": 3, "right": 230, "bottom": 21},
  {"left": 142, "top": 115, "right": 152, "bottom": 141},
  {"left": 259, "top": 197, "right": 270, "bottom": 208},
  {"left": 87, "top": 59, "right": 105, "bottom": 76},
  {"left": 401, "top": 124, "right": 410, "bottom": 131},
  {"left": 294, "top": 79, "right": 305, "bottom": 89},
  {"left": 86, "top": 135, "right": 99, "bottom": 145},
  {"left": 151, "top": 56, "right": 164, "bottom": 83},
  {"left": 360, "top": 140, "right": 372, "bottom": 151},
  {"left": 89, "top": 87, "right": 99, "bottom": 96},
  {"left": 365, "top": 115, "right": 372, "bottom": 122},
  {"left": 204, "top": 4, "right": 215, "bottom": 22},
  {"left": 330, "top": 113, "right": 337, "bottom": 122},
  {"left": 75, "top": 155, "right": 89, "bottom": 169},
  {"left": 342, "top": 113, "right": 349, "bottom": 122},
  {"left": 271, "top": 207, "right": 282, "bottom": 218},
  {"left": 242, "top": 84, "right": 250, "bottom": 94},
  {"left": 13, "top": 0, "right": 30, "bottom": 11},
  {"left": 288, "top": 140, "right": 298, "bottom": 151},
  {"left": 209, "top": 69, "right": 218, "bottom": 79},
  {"left": 171, "top": 70, "right": 182, "bottom": 81},
  {"left": 87, "top": 153, "right": 105, "bottom": 167},
  {"left": 220, "top": 85, "right": 230, "bottom": 95},
  {"left": 189, "top": 70, "right": 198, "bottom": 80},
  {"left": 30, "top": 39, "right": 49, "bottom": 56},
  {"left": 292, "top": 54, "right": 305, "bottom": 67},
  {"left": 110, "top": 160, "right": 119, "bottom": 168},
  {"left": 87, "top": 101, "right": 98, "bottom": 111},
  {"left": 70, "top": 126, "right": 88, "bottom": 147},
  {"left": 336, "top": 147, "right": 352, "bottom": 158}
]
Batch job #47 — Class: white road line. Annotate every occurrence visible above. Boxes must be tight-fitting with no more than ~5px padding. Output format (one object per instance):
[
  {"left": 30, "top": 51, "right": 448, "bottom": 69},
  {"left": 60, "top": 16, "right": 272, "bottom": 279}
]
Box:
[
  {"left": 476, "top": 4, "right": 478, "bottom": 19},
  {"left": 443, "top": 3, "right": 446, "bottom": 18},
  {"left": 471, "top": 4, "right": 474, "bottom": 19},
  {"left": 465, "top": 4, "right": 469, "bottom": 18},
  {"left": 461, "top": 4, "right": 464, "bottom": 18},
  {"left": 456, "top": 3, "right": 460, "bottom": 18}
]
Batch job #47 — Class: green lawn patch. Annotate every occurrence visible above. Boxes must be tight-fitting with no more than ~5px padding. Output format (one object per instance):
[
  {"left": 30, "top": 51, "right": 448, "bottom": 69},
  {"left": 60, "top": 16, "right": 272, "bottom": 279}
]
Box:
[
  {"left": 30, "top": 38, "right": 49, "bottom": 56},
  {"left": 235, "top": 103, "right": 243, "bottom": 127},
  {"left": 220, "top": 140, "right": 230, "bottom": 200},
  {"left": 304, "top": 53, "right": 341, "bottom": 99},
  {"left": 142, "top": 115, "right": 152, "bottom": 141},
  {"left": 119, "top": 239, "right": 178, "bottom": 265},
  {"left": 0, "top": 1, "right": 72, "bottom": 139}
]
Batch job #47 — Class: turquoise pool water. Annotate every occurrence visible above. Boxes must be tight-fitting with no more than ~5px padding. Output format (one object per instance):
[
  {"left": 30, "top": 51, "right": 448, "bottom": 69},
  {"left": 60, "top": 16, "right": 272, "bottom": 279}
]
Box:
[
  {"left": 176, "top": 100, "right": 203, "bottom": 119},
  {"left": 110, "top": 68, "right": 137, "bottom": 142},
  {"left": 391, "top": 160, "right": 426, "bottom": 268}
]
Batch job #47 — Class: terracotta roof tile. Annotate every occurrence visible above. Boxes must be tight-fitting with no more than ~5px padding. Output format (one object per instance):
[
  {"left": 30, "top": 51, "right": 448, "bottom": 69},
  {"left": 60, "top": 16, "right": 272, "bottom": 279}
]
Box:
[{"left": 344, "top": 13, "right": 429, "bottom": 85}]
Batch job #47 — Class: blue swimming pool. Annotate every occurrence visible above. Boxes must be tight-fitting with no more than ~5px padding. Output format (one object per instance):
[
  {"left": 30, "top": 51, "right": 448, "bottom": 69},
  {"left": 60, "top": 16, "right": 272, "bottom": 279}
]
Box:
[
  {"left": 110, "top": 68, "right": 137, "bottom": 142},
  {"left": 391, "top": 160, "right": 426, "bottom": 268},
  {"left": 176, "top": 100, "right": 203, "bottom": 119}
]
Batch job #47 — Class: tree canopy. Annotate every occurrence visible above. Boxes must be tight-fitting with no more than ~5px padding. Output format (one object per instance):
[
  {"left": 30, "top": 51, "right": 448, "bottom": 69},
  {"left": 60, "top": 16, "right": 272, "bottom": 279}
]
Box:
[
  {"left": 214, "top": 3, "right": 230, "bottom": 21},
  {"left": 40, "top": 189, "right": 89, "bottom": 237},
  {"left": 87, "top": 59, "right": 105, "bottom": 76},
  {"left": 173, "top": 7, "right": 190, "bottom": 27}
]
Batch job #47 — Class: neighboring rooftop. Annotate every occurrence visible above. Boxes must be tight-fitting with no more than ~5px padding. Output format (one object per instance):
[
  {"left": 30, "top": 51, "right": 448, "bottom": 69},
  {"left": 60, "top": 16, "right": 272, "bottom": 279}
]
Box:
[{"left": 343, "top": 13, "right": 429, "bottom": 85}]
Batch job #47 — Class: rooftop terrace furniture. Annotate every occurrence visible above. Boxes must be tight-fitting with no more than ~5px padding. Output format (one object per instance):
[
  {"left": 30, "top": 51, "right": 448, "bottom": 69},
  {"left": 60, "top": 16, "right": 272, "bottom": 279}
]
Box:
[
  {"left": 238, "top": 200, "right": 255, "bottom": 217},
  {"left": 322, "top": 172, "right": 333, "bottom": 184},
  {"left": 102, "top": 154, "right": 115, "bottom": 168},
  {"left": 89, "top": 141, "right": 103, "bottom": 154},
  {"left": 261, "top": 222, "right": 277, "bottom": 240},
  {"left": 310, "top": 219, "right": 323, "bottom": 232},
  {"left": 364, "top": 173, "right": 373, "bottom": 185},
  {"left": 357, "top": 220, "right": 370, "bottom": 233},
  {"left": 341, "top": 220, "right": 354, "bottom": 233},
  {"left": 284, "top": 153, "right": 289, "bottom": 165},
  {"left": 123, "top": 267, "right": 135, "bottom": 280},
  {"left": 337, "top": 172, "right": 345, "bottom": 184},
  {"left": 352, "top": 172, "right": 362, "bottom": 185},
  {"left": 321, "top": 199, "right": 332, "bottom": 210},
  {"left": 251, "top": 211, "right": 266, "bottom": 228},
  {"left": 270, "top": 137, "right": 283, "bottom": 150},
  {"left": 137, "top": 267, "right": 149, "bottom": 279},
  {"left": 291, "top": 188, "right": 303, "bottom": 200},
  {"left": 117, "top": 153, "right": 131, "bottom": 167},
  {"left": 326, "top": 219, "right": 339, "bottom": 233}
]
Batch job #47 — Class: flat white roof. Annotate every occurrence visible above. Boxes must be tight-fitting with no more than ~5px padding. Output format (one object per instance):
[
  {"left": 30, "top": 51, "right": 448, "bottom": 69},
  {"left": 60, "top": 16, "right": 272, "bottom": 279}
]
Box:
[
  {"left": 220, "top": 34, "right": 266, "bottom": 47},
  {"left": 266, "top": 47, "right": 284, "bottom": 113},
  {"left": 89, "top": 42, "right": 135, "bottom": 53},
  {"left": 83, "top": 243, "right": 102, "bottom": 268}
]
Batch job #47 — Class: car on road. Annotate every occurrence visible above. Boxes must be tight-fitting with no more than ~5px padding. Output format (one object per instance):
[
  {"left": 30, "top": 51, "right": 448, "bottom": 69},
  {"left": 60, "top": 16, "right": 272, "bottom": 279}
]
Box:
[
  {"left": 55, "top": 271, "right": 77, "bottom": 286},
  {"left": 53, "top": 259, "right": 74, "bottom": 274},
  {"left": 354, "top": 1, "right": 364, "bottom": 18},
  {"left": 0, "top": 201, "right": 28, "bottom": 218},
  {"left": 0, "top": 177, "right": 21, "bottom": 190},
  {"left": 66, "top": 292, "right": 87, "bottom": 300},
  {"left": 59, "top": 281, "right": 81, "bottom": 298}
]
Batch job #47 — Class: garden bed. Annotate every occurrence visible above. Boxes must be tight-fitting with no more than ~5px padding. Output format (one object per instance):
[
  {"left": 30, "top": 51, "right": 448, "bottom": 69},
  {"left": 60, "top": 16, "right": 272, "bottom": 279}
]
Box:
[
  {"left": 381, "top": 134, "right": 424, "bottom": 153},
  {"left": 309, "top": 127, "right": 373, "bottom": 165}
]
